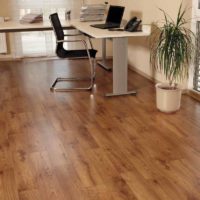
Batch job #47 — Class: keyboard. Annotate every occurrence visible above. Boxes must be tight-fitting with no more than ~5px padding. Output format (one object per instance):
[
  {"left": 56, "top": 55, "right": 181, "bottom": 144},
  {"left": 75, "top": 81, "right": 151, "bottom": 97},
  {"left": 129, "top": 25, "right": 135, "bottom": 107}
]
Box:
[{"left": 90, "top": 23, "right": 120, "bottom": 29}]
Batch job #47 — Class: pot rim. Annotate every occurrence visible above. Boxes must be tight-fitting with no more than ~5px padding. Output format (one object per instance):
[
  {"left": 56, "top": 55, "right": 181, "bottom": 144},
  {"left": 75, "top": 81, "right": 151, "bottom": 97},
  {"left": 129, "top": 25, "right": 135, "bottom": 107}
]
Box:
[{"left": 155, "top": 83, "right": 182, "bottom": 91}]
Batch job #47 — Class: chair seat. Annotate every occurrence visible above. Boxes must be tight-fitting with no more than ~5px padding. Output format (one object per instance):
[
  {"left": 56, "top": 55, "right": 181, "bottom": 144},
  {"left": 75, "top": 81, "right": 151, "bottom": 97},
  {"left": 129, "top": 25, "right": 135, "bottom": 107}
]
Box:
[{"left": 57, "top": 48, "right": 97, "bottom": 59}]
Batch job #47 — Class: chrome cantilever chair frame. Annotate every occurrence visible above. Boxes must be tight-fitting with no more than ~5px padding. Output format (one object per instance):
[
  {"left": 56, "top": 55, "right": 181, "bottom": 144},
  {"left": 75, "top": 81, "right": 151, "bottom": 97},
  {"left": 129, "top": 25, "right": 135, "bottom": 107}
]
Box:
[{"left": 50, "top": 15, "right": 96, "bottom": 92}]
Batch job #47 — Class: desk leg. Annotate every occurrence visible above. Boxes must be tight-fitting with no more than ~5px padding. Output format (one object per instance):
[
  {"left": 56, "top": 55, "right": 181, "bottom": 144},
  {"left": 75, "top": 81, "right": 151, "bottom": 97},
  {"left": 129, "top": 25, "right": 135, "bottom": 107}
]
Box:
[
  {"left": 97, "top": 39, "right": 112, "bottom": 71},
  {"left": 106, "top": 37, "right": 137, "bottom": 97}
]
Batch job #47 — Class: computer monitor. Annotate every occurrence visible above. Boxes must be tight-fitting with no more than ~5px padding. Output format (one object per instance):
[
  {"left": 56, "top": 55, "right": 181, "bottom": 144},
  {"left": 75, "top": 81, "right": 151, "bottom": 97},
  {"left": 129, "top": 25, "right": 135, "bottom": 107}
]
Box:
[
  {"left": 106, "top": 5, "right": 125, "bottom": 24},
  {"left": 90, "top": 5, "right": 125, "bottom": 29}
]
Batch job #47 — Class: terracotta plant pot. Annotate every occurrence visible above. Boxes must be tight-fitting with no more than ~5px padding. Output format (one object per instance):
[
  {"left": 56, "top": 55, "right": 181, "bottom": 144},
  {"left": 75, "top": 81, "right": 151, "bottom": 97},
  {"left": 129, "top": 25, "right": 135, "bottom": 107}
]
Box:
[{"left": 155, "top": 83, "right": 182, "bottom": 113}]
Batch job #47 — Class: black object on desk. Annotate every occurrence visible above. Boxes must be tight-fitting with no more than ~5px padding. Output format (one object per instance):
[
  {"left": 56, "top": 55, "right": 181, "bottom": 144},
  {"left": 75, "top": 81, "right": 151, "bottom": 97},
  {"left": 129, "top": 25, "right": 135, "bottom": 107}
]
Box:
[
  {"left": 91, "top": 5, "right": 125, "bottom": 29},
  {"left": 108, "top": 28, "right": 124, "bottom": 31},
  {"left": 108, "top": 17, "right": 142, "bottom": 32},
  {"left": 124, "top": 17, "right": 142, "bottom": 32}
]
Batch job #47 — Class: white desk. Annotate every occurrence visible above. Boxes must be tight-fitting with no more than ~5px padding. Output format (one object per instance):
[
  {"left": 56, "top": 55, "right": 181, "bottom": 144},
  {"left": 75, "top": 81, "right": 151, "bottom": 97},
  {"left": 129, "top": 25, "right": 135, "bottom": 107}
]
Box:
[
  {"left": 0, "top": 20, "right": 151, "bottom": 96},
  {"left": 72, "top": 21, "right": 151, "bottom": 96}
]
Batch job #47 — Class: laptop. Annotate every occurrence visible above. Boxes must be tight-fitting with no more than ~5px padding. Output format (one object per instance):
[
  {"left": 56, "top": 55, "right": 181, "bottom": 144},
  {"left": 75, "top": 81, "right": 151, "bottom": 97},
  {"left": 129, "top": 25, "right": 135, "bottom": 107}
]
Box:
[{"left": 90, "top": 5, "right": 125, "bottom": 29}]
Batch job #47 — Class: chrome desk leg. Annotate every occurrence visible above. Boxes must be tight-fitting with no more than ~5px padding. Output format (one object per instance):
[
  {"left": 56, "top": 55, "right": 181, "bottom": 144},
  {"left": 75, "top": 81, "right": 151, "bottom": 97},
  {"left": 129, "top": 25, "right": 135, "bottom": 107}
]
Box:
[
  {"left": 106, "top": 37, "right": 137, "bottom": 97},
  {"left": 97, "top": 39, "right": 112, "bottom": 71}
]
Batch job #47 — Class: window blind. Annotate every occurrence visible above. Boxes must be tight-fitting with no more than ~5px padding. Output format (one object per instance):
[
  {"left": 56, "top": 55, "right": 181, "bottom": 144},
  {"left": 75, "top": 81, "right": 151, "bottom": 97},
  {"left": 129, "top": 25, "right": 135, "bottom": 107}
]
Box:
[
  {"left": 9, "top": 0, "right": 83, "bottom": 57},
  {"left": 194, "top": 21, "right": 200, "bottom": 92}
]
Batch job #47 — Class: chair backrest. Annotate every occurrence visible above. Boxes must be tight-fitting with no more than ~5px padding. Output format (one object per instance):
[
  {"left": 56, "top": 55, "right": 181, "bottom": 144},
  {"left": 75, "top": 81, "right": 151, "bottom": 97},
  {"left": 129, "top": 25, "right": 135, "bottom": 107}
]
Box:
[{"left": 49, "top": 13, "right": 64, "bottom": 41}]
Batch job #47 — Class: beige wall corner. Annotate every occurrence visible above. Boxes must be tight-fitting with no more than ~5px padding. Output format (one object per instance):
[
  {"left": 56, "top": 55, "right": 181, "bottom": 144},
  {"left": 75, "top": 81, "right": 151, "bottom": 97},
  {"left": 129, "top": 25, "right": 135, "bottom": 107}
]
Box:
[{"left": 111, "top": 0, "right": 192, "bottom": 89}]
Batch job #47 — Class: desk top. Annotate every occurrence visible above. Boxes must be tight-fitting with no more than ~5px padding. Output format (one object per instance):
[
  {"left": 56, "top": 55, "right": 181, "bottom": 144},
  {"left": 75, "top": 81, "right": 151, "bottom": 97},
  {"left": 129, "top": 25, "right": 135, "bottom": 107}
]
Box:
[
  {"left": 72, "top": 20, "right": 151, "bottom": 39},
  {"left": 0, "top": 20, "right": 72, "bottom": 32},
  {"left": 0, "top": 20, "right": 151, "bottom": 39}
]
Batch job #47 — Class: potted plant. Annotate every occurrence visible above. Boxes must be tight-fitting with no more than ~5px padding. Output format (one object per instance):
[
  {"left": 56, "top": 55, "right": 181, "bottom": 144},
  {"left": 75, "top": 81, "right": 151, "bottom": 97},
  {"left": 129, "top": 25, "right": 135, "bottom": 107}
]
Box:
[{"left": 150, "top": 4, "right": 195, "bottom": 113}]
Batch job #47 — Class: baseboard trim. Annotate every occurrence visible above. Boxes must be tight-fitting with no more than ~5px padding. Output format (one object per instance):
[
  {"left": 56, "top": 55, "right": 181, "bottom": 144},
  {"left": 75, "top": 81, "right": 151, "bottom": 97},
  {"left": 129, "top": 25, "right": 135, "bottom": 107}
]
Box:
[
  {"left": 187, "top": 89, "right": 200, "bottom": 102},
  {"left": 129, "top": 66, "right": 188, "bottom": 94},
  {"left": 129, "top": 65, "right": 156, "bottom": 83},
  {"left": 0, "top": 54, "right": 22, "bottom": 61}
]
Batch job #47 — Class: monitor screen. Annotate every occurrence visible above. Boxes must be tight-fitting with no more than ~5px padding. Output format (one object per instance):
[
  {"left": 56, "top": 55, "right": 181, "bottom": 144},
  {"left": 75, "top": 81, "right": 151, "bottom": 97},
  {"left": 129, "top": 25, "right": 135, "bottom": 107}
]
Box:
[{"left": 106, "top": 5, "right": 125, "bottom": 24}]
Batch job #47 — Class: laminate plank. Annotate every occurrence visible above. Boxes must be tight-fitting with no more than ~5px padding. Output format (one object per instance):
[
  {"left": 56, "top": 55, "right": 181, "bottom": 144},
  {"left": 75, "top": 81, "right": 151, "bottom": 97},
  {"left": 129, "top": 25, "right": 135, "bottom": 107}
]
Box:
[
  {"left": 28, "top": 151, "right": 66, "bottom": 200},
  {"left": 19, "top": 189, "right": 41, "bottom": 200},
  {"left": 122, "top": 170, "right": 161, "bottom": 200},
  {"left": 0, "top": 169, "right": 20, "bottom": 200},
  {"left": 68, "top": 146, "right": 104, "bottom": 187},
  {"left": 0, "top": 59, "right": 200, "bottom": 200}
]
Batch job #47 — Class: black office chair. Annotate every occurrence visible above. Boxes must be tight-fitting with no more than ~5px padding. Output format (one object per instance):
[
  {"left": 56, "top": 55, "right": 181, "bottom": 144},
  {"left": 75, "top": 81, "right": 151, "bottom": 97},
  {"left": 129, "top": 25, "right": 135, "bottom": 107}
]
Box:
[{"left": 49, "top": 13, "right": 97, "bottom": 92}]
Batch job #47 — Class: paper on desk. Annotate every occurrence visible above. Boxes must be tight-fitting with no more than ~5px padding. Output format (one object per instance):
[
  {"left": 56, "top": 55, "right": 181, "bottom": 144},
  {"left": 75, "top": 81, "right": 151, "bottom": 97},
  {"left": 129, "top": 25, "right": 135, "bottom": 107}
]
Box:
[{"left": 20, "top": 13, "right": 43, "bottom": 24}]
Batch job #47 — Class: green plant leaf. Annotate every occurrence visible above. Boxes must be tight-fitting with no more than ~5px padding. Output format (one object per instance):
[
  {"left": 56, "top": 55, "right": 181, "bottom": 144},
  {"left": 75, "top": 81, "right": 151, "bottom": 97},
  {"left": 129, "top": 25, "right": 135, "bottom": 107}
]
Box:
[{"left": 149, "top": 3, "right": 195, "bottom": 85}]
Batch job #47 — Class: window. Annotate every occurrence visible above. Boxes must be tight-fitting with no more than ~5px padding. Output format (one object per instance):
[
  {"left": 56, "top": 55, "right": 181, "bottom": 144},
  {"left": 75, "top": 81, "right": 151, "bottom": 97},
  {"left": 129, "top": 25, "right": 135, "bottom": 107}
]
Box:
[
  {"left": 10, "top": 0, "right": 82, "bottom": 57},
  {"left": 194, "top": 21, "right": 200, "bottom": 92}
]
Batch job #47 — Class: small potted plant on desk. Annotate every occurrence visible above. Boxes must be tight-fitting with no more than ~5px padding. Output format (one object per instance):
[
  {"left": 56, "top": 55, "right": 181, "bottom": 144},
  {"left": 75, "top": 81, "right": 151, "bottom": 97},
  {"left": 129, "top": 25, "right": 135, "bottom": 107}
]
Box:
[{"left": 150, "top": 4, "right": 195, "bottom": 113}]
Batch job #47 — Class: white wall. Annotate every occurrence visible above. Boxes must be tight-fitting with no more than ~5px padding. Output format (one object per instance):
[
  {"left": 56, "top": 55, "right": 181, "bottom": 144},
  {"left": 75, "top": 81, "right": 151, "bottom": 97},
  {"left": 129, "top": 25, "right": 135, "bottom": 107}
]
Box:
[{"left": 114, "top": 0, "right": 193, "bottom": 88}]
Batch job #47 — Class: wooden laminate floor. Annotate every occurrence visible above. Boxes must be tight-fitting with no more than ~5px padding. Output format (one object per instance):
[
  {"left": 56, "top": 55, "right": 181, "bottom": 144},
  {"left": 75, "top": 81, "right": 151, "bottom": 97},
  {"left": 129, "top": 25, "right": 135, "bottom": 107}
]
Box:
[{"left": 0, "top": 58, "right": 200, "bottom": 200}]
